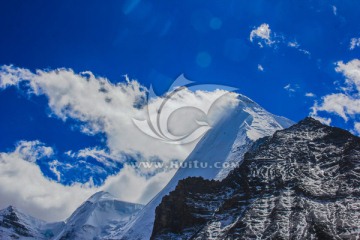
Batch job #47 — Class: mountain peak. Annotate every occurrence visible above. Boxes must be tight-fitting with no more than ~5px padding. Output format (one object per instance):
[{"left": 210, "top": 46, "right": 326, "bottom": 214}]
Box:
[
  {"left": 117, "top": 94, "right": 294, "bottom": 240},
  {"left": 283, "top": 116, "right": 356, "bottom": 141},
  {"left": 5, "top": 205, "right": 15, "bottom": 212},
  {"left": 300, "top": 116, "right": 321, "bottom": 124},
  {"left": 151, "top": 117, "right": 360, "bottom": 239},
  {"left": 1, "top": 205, "right": 25, "bottom": 217},
  {"left": 0, "top": 205, "right": 54, "bottom": 239},
  {"left": 56, "top": 191, "right": 143, "bottom": 239},
  {"left": 87, "top": 191, "right": 115, "bottom": 203}
]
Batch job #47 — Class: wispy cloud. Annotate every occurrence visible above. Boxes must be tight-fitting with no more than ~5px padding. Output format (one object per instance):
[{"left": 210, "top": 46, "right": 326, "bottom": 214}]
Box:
[
  {"left": 0, "top": 65, "right": 238, "bottom": 162},
  {"left": 350, "top": 38, "right": 360, "bottom": 50},
  {"left": 288, "top": 41, "right": 300, "bottom": 48},
  {"left": 0, "top": 141, "right": 95, "bottom": 221},
  {"left": 284, "top": 83, "right": 299, "bottom": 96},
  {"left": 249, "top": 24, "right": 310, "bottom": 55},
  {"left": 0, "top": 65, "right": 239, "bottom": 221},
  {"left": 0, "top": 140, "right": 177, "bottom": 221},
  {"left": 354, "top": 122, "right": 360, "bottom": 135},
  {"left": 250, "top": 23, "right": 273, "bottom": 47},
  {"left": 332, "top": 5, "right": 337, "bottom": 16},
  {"left": 287, "top": 40, "right": 311, "bottom": 56},
  {"left": 305, "top": 92, "right": 315, "bottom": 97}
]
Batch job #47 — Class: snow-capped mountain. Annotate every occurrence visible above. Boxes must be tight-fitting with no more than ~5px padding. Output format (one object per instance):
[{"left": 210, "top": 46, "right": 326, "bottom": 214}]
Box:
[
  {"left": 0, "top": 206, "right": 64, "bottom": 239},
  {"left": 0, "top": 191, "right": 143, "bottom": 240},
  {"left": 115, "top": 94, "right": 293, "bottom": 240},
  {"left": 151, "top": 117, "right": 360, "bottom": 239},
  {"left": 53, "top": 191, "right": 143, "bottom": 240},
  {"left": 0, "top": 94, "right": 293, "bottom": 240}
]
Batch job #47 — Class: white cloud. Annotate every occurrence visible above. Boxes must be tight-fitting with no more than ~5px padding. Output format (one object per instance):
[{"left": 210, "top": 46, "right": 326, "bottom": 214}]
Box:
[
  {"left": 0, "top": 141, "right": 95, "bottom": 221},
  {"left": 250, "top": 23, "right": 273, "bottom": 46},
  {"left": 287, "top": 40, "right": 311, "bottom": 56},
  {"left": 284, "top": 83, "right": 299, "bottom": 95},
  {"left": 284, "top": 84, "right": 294, "bottom": 92},
  {"left": 0, "top": 65, "right": 238, "bottom": 162},
  {"left": 288, "top": 41, "right": 299, "bottom": 48},
  {"left": 311, "top": 59, "right": 360, "bottom": 133},
  {"left": 102, "top": 165, "right": 176, "bottom": 205},
  {"left": 12, "top": 140, "right": 54, "bottom": 163},
  {"left": 298, "top": 49, "right": 311, "bottom": 56},
  {"left": 336, "top": 59, "right": 360, "bottom": 92},
  {"left": 249, "top": 25, "right": 311, "bottom": 55},
  {"left": 312, "top": 93, "right": 360, "bottom": 121},
  {"left": 0, "top": 65, "right": 240, "bottom": 221},
  {"left": 0, "top": 66, "right": 33, "bottom": 89},
  {"left": 354, "top": 122, "right": 360, "bottom": 135},
  {"left": 350, "top": 38, "right": 360, "bottom": 50},
  {"left": 67, "top": 147, "right": 120, "bottom": 168},
  {"left": 49, "top": 160, "right": 62, "bottom": 182},
  {"left": 0, "top": 141, "right": 177, "bottom": 221},
  {"left": 257, "top": 64, "right": 264, "bottom": 71},
  {"left": 332, "top": 5, "right": 337, "bottom": 16},
  {"left": 305, "top": 92, "right": 315, "bottom": 97}
]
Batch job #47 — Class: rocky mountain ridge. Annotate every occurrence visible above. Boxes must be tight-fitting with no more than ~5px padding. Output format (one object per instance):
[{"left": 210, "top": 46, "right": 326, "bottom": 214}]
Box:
[
  {"left": 151, "top": 117, "right": 360, "bottom": 239},
  {"left": 0, "top": 205, "right": 64, "bottom": 239},
  {"left": 117, "top": 94, "right": 293, "bottom": 240}
]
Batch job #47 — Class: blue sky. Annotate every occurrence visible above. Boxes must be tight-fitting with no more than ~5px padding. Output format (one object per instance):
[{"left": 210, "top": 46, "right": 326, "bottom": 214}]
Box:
[
  {"left": 1, "top": 1, "right": 359, "bottom": 128},
  {"left": 1, "top": 0, "right": 360, "bottom": 221}
]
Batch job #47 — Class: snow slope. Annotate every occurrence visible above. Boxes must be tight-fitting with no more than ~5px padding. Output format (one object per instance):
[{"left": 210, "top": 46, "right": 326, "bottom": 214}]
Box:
[
  {"left": 0, "top": 192, "right": 143, "bottom": 240},
  {"left": 0, "top": 206, "right": 64, "bottom": 239},
  {"left": 113, "top": 94, "right": 293, "bottom": 240},
  {"left": 53, "top": 191, "right": 143, "bottom": 240}
]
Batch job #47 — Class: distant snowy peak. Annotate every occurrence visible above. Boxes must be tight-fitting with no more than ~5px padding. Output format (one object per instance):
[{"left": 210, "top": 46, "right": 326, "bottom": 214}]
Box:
[
  {"left": 86, "top": 190, "right": 116, "bottom": 203},
  {"left": 0, "top": 205, "right": 63, "bottom": 239},
  {"left": 0, "top": 205, "right": 41, "bottom": 239},
  {"left": 0, "top": 192, "right": 144, "bottom": 240},
  {"left": 54, "top": 191, "right": 143, "bottom": 240},
  {"left": 118, "top": 93, "right": 293, "bottom": 240}
]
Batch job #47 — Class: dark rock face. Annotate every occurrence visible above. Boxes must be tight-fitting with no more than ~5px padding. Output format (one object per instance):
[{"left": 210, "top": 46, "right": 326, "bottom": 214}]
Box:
[
  {"left": 0, "top": 206, "right": 65, "bottom": 239},
  {"left": 0, "top": 206, "right": 33, "bottom": 238},
  {"left": 152, "top": 178, "right": 222, "bottom": 237},
  {"left": 151, "top": 117, "right": 360, "bottom": 239}
]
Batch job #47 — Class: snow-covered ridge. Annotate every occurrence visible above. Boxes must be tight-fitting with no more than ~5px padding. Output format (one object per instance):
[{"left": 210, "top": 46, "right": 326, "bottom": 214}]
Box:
[
  {"left": 0, "top": 191, "right": 143, "bottom": 240},
  {"left": 115, "top": 94, "right": 293, "bottom": 240},
  {"left": 0, "top": 205, "right": 64, "bottom": 239},
  {"left": 53, "top": 191, "right": 143, "bottom": 240}
]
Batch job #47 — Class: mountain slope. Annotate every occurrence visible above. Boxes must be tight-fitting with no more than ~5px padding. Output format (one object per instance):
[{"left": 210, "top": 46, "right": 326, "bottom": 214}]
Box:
[
  {"left": 0, "top": 206, "right": 64, "bottom": 239},
  {"left": 151, "top": 117, "right": 360, "bottom": 239},
  {"left": 115, "top": 94, "right": 293, "bottom": 240},
  {"left": 54, "top": 191, "right": 143, "bottom": 240}
]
